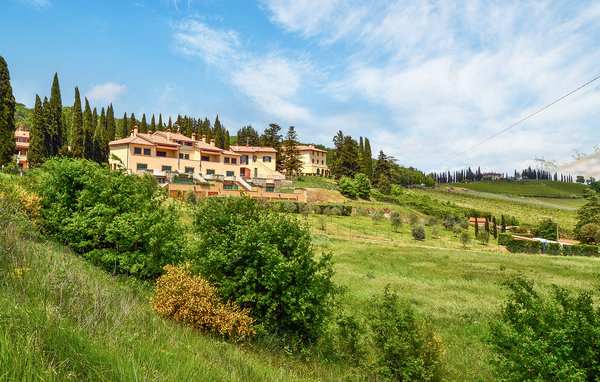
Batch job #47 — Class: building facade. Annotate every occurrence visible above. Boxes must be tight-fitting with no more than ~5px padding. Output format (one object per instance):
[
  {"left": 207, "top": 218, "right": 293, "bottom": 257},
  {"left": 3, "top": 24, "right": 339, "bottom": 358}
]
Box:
[
  {"left": 297, "top": 144, "right": 329, "bottom": 176},
  {"left": 228, "top": 145, "right": 280, "bottom": 179},
  {"left": 14, "top": 125, "right": 29, "bottom": 169}
]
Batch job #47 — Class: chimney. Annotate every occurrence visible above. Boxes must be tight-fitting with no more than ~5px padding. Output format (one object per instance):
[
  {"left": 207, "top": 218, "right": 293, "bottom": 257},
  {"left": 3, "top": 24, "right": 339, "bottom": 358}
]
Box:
[
  {"left": 202, "top": 135, "right": 206, "bottom": 143},
  {"left": 191, "top": 133, "right": 196, "bottom": 141},
  {"left": 210, "top": 138, "right": 215, "bottom": 147},
  {"left": 133, "top": 126, "right": 139, "bottom": 136},
  {"left": 130, "top": 129, "right": 134, "bottom": 137},
  {"left": 18, "top": 125, "right": 24, "bottom": 131},
  {"left": 166, "top": 128, "right": 171, "bottom": 141},
  {"left": 148, "top": 130, "right": 152, "bottom": 135},
  {"left": 309, "top": 143, "right": 315, "bottom": 148}
]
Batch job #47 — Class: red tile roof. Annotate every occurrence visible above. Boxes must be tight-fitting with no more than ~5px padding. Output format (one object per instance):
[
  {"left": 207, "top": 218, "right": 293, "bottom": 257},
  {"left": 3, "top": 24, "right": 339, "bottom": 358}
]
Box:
[
  {"left": 296, "top": 145, "right": 327, "bottom": 153},
  {"left": 229, "top": 145, "right": 277, "bottom": 153}
]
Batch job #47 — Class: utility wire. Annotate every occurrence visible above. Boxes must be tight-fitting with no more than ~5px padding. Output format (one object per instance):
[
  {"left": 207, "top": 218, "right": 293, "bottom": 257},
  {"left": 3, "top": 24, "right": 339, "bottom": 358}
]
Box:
[{"left": 435, "top": 73, "right": 600, "bottom": 168}]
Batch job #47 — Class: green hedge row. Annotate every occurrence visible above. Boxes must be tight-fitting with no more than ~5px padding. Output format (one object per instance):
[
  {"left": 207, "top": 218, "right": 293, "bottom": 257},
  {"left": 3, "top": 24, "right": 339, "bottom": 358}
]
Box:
[
  {"left": 268, "top": 201, "right": 353, "bottom": 216},
  {"left": 313, "top": 204, "right": 353, "bottom": 216},
  {"left": 499, "top": 234, "right": 599, "bottom": 257}
]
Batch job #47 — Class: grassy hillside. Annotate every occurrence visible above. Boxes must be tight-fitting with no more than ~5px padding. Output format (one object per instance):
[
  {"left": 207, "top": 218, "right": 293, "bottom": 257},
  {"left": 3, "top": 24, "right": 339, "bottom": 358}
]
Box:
[
  {"left": 318, "top": 236, "right": 600, "bottom": 380},
  {"left": 442, "top": 180, "right": 587, "bottom": 197}
]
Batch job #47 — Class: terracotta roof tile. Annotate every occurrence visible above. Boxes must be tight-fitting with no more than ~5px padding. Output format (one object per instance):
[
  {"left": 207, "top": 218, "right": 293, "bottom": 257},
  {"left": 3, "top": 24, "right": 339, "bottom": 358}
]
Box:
[{"left": 229, "top": 145, "right": 277, "bottom": 153}]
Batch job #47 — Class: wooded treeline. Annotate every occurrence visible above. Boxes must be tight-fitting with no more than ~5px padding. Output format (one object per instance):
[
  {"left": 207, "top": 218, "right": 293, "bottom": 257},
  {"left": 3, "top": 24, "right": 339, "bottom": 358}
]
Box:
[{"left": 432, "top": 166, "right": 574, "bottom": 183}]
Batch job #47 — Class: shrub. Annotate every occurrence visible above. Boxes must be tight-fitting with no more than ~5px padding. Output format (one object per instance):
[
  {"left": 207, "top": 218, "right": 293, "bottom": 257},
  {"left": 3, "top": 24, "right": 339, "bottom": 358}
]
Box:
[
  {"left": 408, "top": 213, "right": 419, "bottom": 226},
  {"left": 189, "top": 197, "right": 337, "bottom": 345},
  {"left": 34, "top": 158, "right": 182, "bottom": 278},
  {"left": 460, "top": 231, "right": 470, "bottom": 248},
  {"left": 313, "top": 203, "right": 352, "bottom": 216},
  {"left": 300, "top": 203, "right": 312, "bottom": 219},
  {"left": 390, "top": 210, "right": 402, "bottom": 232},
  {"left": 185, "top": 190, "right": 197, "bottom": 205},
  {"left": 372, "top": 209, "right": 384, "bottom": 225},
  {"left": 152, "top": 264, "right": 255, "bottom": 339},
  {"left": 369, "top": 286, "right": 444, "bottom": 381},
  {"left": 505, "top": 238, "right": 542, "bottom": 254},
  {"left": 477, "top": 230, "right": 490, "bottom": 245},
  {"left": 544, "top": 242, "right": 562, "bottom": 255},
  {"left": 441, "top": 217, "right": 455, "bottom": 231},
  {"left": 563, "top": 244, "right": 599, "bottom": 257},
  {"left": 452, "top": 224, "right": 463, "bottom": 237},
  {"left": 354, "top": 173, "right": 372, "bottom": 199},
  {"left": 460, "top": 219, "right": 470, "bottom": 230},
  {"left": 338, "top": 176, "right": 358, "bottom": 198},
  {"left": 431, "top": 224, "right": 440, "bottom": 238},
  {"left": 497, "top": 233, "right": 512, "bottom": 246},
  {"left": 354, "top": 206, "right": 367, "bottom": 216},
  {"left": 390, "top": 184, "right": 404, "bottom": 196},
  {"left": 576, "top": 223, "right": 600, "bottom": 244},
  {"left": 536, "top": 218, "right": 557, "bottom": 240},
  {"left": 489, "top": 276, "right": 600, "bottom": 380},
  {"left": 412, "top": 224, "right": 426, "bottom": 240},
  {"left": 329, "top": 311, "right": 365, "bottom": 365}
]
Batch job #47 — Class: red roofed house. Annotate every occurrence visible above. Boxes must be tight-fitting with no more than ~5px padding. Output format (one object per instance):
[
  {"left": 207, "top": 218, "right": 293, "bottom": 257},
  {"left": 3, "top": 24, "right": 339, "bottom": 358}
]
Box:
[{"left": 14, "top": 125, "right": 30, "bottom": 169}]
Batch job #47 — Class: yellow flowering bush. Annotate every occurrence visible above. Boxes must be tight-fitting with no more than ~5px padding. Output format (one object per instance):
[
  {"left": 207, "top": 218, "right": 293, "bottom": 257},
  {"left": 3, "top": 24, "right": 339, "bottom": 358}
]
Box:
[
  {"left": 151, "top": 264, "right": 255, "bottom": 339},
  {"left": 12, "top": 184, "right": 42, "bottom": 223}
]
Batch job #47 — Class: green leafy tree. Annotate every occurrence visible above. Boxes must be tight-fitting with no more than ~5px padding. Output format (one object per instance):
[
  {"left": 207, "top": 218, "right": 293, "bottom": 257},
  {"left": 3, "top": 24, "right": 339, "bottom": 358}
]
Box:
[
  {"left": 390, "top": 210, "right": 402, "bottom": 232},
  {"left": 536, "top": 218, "right": 557, "bottom": 241},
  {"left": 412, "top": 224, "right": 426, "bottom": 240},
  {"left": 261, "top": 123, "right": 283, "bottom": 170},
  {"left": 354, "top": 173, "right": 372, "bottom": 199},
  {"left": 189, "top": 197, "right": 337, "bottom": 345},
  {"left": 460, "top": 231, "right": 471, "bottom": 248},
  {"left": 575, "top": 195, "right": 600, "bottom": 238},
  {"left": 577, "top": 223, "right": 600, "bottom": 244},
  {"left": 83, "top": 98, "right": 95, "bottom": 159},
  {"left": 27, "top": 95, "right": 47, "bottom": 167},
  {"left": 489, "top": 276, "right": 600, "bottom": 380},
  {"left": 338, "top": 176, "right": 357, "bottom": 198},
  {"left": 0, "top": 55, "right": 16, "bottom": 166},
  {"left": 372, "top": 209, "right": 384, "bottom": 225},
  {"left": 281, "top": 126, "right": 303, "bottom": 175},
  {"left": 70, "top": 87, "right": 85, "bottom": 158}
]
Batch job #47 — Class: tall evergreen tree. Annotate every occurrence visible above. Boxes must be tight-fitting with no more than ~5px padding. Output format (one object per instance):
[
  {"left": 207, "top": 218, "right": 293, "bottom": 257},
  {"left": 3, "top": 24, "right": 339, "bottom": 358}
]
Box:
[
  {"left": 0, "top": 55, "right": 15, "bottom": 166},
  {"left": 158, "top": 113, "right": 163, "bottom": 131},
  {"left": 129, "top": 113, "right": 137, "bottom": 132},
  {"left": 237, "top": 125, "right": 260, "bottom": 146},
  {"left": 261, "top": 123, "right": 283, "bottom": 171},
  {"left": 93, "top": 107, "right": 109, "bottom": 163},
  {"left": 70, "top": 87, "right": 85, "bottom": 158},
  {"left": 28, "top": 95, "right": 47, "bottom": 167},
  {"left": 106, "top": 104, "right": 116, "bottom": 141},
  {"left": 373, "top": 150, "right": 393, "bottom": 194},
  {"left": 336, "top": 136, "right": 361, "bottom": 179},
  {"left": 83, "top": 98, "right": 95, "bottom": 159},
  {"left": 167, "top": 116, "right": 172, "bottom": 130},
  {"left": 140, "top": 113, "right": 147, "bottom": 133},
  {"left": 46, "top": 73, "right": 64, "bottom": 157},
  {"left": 224, "top": 130, "right": 230, "bottom": 149},
  {"left": 150, "top": 114, "right": 156, "bottom": 132},
  {"left": 363, "top": 137, "right": 373, "bottom": 178},
  {"left": 281, "top": 126, "right": 303, "bottom": 176},
  {"left": 120, "top": 112, "right": 129, "bottom": 138},
  {"left": 213, "top": 115, "right": 225, "bottom": 148}
]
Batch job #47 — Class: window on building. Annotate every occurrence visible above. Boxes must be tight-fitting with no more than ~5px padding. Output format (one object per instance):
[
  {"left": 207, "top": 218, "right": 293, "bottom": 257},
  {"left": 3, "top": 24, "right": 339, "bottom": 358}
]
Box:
[
  {"left": 223, "top": 184, "right": 238, "bottom": 190},
  {"left": 201, "top": 155, "right": 210, "bottom": 161},
  {"left": 136, "top": 163, "right": 148, "bottom": 170},
  {"left": 184, "top": 154, "right": 190, "bottom": 160},
  {"left": 179, "top": 153, "right": 183, "bottom": 159},
  {"left": 312, "top": 159, "right": 314, "bottom": 163},
  {"left": 162, "top": 165, "right": 172, "bottom": 171},
  {"left": 157, "top": 178, "right": 165, "bottom": 184},
  {"left": 143, "top": 148, "right": 151, "bottom": 156},
  {"left": 185, "top": 167, "right": 194, "bottom": 174},
  {"left": 253, "top": 155, "right": 257, "bottom": 162},
  {"left": 231, "top": 158, "right": 237, "bottom": 164},
  {"left": 266, "top": 186, "right": 274, "bottom": 192},
  {"left": 206, "top": 169, "right": 215, "bottom": 175},
  {"left": 226, "top": 171, "right": 234, "bottom": 177},
  {"left": 224, "top": 157, "right": 230, "bottom": 164},
  {"left": 241, "top": 155, "right": 248, "bottom": 164},
  {"left": 156, "top": 150, "right": 166, "bottom": 157},
  {"left": 263, "top": 156, "right": 271, "bottom": 162},
  {"left": 134, "top": 147, "right": 142, "bottom": 155}
]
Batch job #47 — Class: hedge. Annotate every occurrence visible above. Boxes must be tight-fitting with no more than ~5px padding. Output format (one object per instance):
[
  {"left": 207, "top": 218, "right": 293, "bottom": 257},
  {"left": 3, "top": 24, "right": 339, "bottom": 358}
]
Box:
[
  {"left": 313, "top": 203, "right": 352, "bottom": 216},
  {"left": 506, "top": 239, "right": 542, "bottom": 254},
  {"left": 499, "top": 233, "right": 600, "bottom": 257},
  {"left": 543, "top": 242, "right": 562, "bottom": 256},
  {"left": 563, "top": 244, "right": 599, "bottom": 257},
  {"left": 498, "top": 233, "right": 513, "bottom": 246}
]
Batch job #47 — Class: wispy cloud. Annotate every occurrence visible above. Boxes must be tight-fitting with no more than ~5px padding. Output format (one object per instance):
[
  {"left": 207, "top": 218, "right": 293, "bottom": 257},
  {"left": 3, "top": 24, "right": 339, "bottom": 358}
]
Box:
[
  {"left": 18, "top": 0, "right": 50, "bottom": 7},
  {"left": 173, "top": 20, "right": 239, "bottom": 65},
  {"left": 85, "top": 82, "right": 127, "bottom": 105}
]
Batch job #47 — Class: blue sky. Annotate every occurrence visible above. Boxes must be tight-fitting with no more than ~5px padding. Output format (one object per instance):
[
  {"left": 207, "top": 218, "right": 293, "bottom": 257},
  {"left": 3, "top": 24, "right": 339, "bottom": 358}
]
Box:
[{"left": 2, "top": 0, "right": 600, "bottom": 174}]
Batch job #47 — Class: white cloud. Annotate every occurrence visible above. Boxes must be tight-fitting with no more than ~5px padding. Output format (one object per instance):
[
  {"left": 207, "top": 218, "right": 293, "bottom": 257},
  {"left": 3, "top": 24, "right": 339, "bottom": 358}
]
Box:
[
  {"left": 85, "top": 82, "right": 126, "bottom": 104},
  {"left": 173, "top": 20, "right": 239, "bottom": 65}
]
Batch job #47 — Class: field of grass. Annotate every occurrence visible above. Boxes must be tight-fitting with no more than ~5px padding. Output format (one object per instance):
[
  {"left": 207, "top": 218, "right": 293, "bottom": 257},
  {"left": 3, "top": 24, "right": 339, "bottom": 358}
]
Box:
[
  {"left": 442, "top": 180, "right": 587, "bottom": 197},
  {"left": 414, "top": 188, "right": 579, "bottom": 231},
  {"left": 285, "top": 175, "right": 338, "bottom": 190},
  {"left": 314, "top": 236, "right": 600, "bottom": 381}
]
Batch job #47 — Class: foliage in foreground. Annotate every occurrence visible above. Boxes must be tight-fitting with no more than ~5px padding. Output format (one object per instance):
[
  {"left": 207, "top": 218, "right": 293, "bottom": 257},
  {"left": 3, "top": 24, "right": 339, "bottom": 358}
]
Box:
[
  {"left": 34, "top": 158, "right": 183, "bottom": 278},
  {"left": 489, "top": 276, "right": 600, "bottom": 381},
  {"left": 152, "top": 264, "right": 255, "bottom": 339},
  {"left": 369, "top": 286, "right": 445, "bottom": 381},
  {"left": 189, "top": 197, "right": 337, "bottom": 345}
]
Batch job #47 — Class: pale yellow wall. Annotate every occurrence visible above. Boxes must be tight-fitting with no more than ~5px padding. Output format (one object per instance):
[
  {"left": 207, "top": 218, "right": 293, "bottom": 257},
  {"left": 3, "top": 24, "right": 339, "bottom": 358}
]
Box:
[
  {"left": 299, "top": 150, "right": 329, "bottom": 175},
  {"left": 109, "top": 145, "right": 130, "bottom": 169},
  {"left": 236, "top": 151, "right": 278, "bottom": 178}
]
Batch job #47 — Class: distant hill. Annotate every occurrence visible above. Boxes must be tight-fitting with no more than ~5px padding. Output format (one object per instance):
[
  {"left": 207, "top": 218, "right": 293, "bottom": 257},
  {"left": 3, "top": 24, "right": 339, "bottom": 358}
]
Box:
[{"left": 440, "top": 180, "right": 587, "bottom": 198}]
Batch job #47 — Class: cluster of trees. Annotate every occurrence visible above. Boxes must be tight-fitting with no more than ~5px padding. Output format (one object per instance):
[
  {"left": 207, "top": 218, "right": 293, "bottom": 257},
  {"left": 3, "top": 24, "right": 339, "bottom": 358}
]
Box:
[
  {"left": 0, "top": 56, "right": 16, "bottom": 167},
  {"left": 433, "top": 166, "right": 574, "bottom": 184}
]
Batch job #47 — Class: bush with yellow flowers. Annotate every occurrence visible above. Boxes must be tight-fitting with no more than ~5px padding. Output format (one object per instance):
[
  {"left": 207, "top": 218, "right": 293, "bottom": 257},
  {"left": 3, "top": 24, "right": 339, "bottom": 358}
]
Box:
[{"left": 151, "top": 264, "right": 255, "bottom": 339}]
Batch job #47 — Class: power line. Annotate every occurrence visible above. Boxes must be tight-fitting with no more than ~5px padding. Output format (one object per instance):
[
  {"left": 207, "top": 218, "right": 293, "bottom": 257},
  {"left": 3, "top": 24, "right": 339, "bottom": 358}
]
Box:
[{"left": 434, "top": 73, "right": 600, "bottom": 168}]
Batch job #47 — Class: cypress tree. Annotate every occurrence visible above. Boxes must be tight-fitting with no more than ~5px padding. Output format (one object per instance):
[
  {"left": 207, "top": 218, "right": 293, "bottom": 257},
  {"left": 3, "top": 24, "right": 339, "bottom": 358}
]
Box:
[
  {"left": 474, "top": 217, "right": 479, "bottom": 237},
  {"left": 150, "top": 114, "right": 156, "bottom": 132},
  {"left": 168, "top": 116, "right": 172, "bottom": 130},
  {"left": 93, "top": 107, "right": 109, "bottom": 163},
  {"left": 47, "top": 73, "right": 64, "bottom": 157},
  {"left": 70, "top": 87, "right": 84, "bottom": 158},
  {"left": 501, "top": 215, "right": 506, "bottom": 233},
  {"left": 359, "top": 136, "right": 364, "bottom": 162},
  {"left": 224, "top": 130, "right": 230, "bottom": 149},
  {"left": 83, "top": 98, "right": 94, "bottom": 159},
  {"left": 28, "top": 95, "right": 47, "bottom": 168},
  {"left": 120, "top": 112, "right": 129, "bottom": 138},
  {"left": 158, "top": 114, "right": 163, "bottom": 131},
  {"left": 0, "top": 55, "right": 15, "bottom": 166},
  {"left": 363, "top": 137, "right": 373, "bottom": 179},
  {"left": 281, "top": 126, "right": 302, "bottom": 176},
  {"left": 129, "top": 113, "right": 137, "bottom": 132},
  {"left": 213, "top": 115, "right": 224, "bottom": 148},
  {"left": 484, "top": 218, "right": 490, "bottom": 233},
  {"left": 140, "top": 113, "right": 147, "bottom": 133},
  {"left": 492, "top": 216, "right": 498, "bottom": 239},
  {"left": 106, "top": 104, "right": 116, "bottom": 141}
]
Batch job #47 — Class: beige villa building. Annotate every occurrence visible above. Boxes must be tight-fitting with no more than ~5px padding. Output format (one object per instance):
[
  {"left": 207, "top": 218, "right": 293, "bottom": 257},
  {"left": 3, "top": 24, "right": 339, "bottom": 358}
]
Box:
[{"left": 297, "top": 144, "right": 329, "bottom": 176}]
